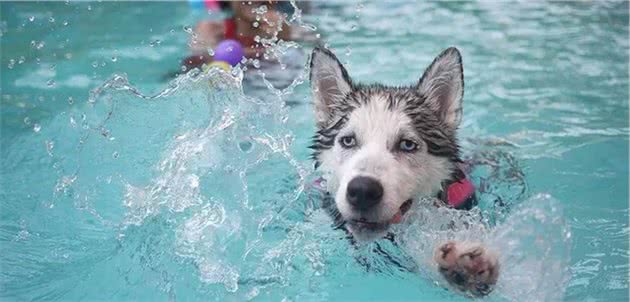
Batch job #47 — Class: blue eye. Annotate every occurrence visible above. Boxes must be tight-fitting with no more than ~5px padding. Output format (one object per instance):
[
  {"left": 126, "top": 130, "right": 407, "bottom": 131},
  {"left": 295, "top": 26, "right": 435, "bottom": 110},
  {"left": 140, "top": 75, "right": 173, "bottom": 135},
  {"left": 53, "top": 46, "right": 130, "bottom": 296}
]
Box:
[
  {"left": 340, "top": 135, "right": 357, "bottom": 148},
  {"left": 399, "top": 139, "right": 418, "bottom": 152}
]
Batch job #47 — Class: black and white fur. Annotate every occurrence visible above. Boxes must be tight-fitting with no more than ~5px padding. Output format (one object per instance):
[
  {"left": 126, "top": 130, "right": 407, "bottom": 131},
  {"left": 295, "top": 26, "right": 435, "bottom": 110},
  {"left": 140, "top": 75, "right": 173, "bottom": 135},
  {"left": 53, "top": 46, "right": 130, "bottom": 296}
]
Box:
[{"left": 309, "top": 46, "right": 499, "bottom": 296}]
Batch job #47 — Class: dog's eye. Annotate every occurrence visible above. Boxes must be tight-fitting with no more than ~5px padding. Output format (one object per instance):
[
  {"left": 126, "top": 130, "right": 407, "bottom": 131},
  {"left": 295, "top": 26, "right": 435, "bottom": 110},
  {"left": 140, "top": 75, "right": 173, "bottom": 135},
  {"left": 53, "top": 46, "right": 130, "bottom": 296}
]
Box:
[
  {"left": 339, "top": 135, "right": 357, "bottom": 148},
  {"left": 399, "top": 139, "right": 418, "bottom": 152}
]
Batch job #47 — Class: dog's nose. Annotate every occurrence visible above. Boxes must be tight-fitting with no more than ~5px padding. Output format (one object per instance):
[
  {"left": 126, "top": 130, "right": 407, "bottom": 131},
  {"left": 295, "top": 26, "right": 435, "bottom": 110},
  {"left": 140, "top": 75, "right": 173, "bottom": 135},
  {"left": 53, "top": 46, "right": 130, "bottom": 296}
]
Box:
[{"left": 346, "top": 176, "right": 383, "bottom": 210}]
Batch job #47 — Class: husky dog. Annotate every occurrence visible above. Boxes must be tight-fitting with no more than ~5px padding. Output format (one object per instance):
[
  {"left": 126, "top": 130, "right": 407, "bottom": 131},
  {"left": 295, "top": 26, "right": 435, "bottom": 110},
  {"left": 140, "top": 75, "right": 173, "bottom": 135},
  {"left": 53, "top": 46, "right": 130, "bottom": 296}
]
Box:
[{"left": 309, "top": 46, "right": 499, "bottom": 296}]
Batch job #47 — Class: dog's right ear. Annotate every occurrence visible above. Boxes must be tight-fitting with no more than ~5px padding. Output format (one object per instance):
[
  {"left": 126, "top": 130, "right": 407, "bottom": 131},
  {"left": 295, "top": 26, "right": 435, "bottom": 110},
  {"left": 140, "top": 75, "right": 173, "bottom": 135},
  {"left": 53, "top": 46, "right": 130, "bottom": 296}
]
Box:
[{"left": 310, "top": 47, "right": 353, "bottom": 127}]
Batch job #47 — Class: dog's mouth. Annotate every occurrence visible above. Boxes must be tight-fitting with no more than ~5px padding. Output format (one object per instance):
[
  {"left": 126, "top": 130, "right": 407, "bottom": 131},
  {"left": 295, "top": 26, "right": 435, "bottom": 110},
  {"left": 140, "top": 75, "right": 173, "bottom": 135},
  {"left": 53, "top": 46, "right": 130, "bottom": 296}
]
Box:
[{"left": 349, "top": 199, "right": 413, "bottom": 229}]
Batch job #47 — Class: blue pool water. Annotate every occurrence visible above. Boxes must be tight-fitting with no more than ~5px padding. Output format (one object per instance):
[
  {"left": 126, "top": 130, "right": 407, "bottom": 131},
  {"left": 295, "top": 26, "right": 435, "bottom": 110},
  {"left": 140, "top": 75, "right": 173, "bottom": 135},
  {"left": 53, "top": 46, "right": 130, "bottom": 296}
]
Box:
[{"left": 1, "top": 1, "right": 628, "bottom": 301}]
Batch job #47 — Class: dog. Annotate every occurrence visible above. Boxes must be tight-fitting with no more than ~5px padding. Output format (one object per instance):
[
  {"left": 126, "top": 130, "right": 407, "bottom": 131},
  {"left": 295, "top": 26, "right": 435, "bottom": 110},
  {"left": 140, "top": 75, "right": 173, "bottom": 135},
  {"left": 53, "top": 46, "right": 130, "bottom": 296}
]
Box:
[{"left": 309, "top": 46, "right": 499, "bottom": 296}]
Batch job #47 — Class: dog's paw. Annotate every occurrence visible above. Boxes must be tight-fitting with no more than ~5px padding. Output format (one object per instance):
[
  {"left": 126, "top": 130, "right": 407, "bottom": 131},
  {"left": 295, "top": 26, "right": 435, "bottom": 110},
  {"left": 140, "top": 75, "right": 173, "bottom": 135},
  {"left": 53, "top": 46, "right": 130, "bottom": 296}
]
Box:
[{"left": 434, "top": 240, "right": 500, "bottom": 297}]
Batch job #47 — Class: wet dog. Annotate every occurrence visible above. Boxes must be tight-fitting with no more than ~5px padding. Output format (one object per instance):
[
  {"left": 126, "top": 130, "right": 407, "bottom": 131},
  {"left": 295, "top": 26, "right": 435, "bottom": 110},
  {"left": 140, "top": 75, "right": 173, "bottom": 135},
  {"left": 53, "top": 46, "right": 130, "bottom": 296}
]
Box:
[{"left": 309, "top": 46, "right": 499, "bottom": 296}]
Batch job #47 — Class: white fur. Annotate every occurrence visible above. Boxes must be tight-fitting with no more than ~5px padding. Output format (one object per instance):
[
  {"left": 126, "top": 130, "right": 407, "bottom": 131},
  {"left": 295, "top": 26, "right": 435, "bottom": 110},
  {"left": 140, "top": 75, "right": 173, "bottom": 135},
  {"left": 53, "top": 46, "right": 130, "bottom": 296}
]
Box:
[{"left": 318, "top": 94, "right": 453, "bottom": 240}]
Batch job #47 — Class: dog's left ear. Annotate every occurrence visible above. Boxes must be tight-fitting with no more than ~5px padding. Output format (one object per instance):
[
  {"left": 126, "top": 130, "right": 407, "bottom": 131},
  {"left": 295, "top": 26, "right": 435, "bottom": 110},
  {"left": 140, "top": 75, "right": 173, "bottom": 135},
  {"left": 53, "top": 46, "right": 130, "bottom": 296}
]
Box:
[
  {"left": 416, "top": 47, "right": 464, "bottom": 130},
  {"left": 310, "top": 47, "right": 353, "bottom": 127}
]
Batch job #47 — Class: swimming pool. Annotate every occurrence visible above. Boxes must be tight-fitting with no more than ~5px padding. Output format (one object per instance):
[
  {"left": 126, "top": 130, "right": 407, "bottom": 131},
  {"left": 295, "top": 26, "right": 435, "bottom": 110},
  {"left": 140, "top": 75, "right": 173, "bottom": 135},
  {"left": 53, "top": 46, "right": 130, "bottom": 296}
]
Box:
[{"left": 1, "top": 1, "right": 628, "bottom": 301}]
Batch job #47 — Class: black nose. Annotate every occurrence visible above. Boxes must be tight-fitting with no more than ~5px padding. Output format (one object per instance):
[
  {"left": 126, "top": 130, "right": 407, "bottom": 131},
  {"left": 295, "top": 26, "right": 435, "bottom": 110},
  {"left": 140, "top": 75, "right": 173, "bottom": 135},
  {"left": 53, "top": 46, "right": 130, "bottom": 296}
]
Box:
[{"left": 346, "top": 176, "right": 384, "bottom": 210}]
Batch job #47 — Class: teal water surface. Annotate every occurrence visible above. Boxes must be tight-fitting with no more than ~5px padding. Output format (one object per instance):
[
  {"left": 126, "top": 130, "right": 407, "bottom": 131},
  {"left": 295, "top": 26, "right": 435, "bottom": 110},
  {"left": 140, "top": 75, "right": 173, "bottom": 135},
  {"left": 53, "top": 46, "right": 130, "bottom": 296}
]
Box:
[{"left": 1, "top": 1, "right": 628, "bottom": 301}]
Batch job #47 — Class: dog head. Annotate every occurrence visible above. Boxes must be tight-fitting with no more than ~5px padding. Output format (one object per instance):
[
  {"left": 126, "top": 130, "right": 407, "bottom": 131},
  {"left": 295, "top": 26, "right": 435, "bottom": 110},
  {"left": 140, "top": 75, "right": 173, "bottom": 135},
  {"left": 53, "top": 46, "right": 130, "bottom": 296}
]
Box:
[{"left": 309, "top": 47, "right": 464, "bottom": 241}]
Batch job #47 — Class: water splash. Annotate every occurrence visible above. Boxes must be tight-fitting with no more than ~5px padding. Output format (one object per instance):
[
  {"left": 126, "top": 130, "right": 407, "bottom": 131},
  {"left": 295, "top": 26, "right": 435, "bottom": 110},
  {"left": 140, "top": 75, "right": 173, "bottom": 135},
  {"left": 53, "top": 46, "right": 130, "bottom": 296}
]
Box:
[{"left": 397, "top": 193, "right": 571, "bottom": 301}]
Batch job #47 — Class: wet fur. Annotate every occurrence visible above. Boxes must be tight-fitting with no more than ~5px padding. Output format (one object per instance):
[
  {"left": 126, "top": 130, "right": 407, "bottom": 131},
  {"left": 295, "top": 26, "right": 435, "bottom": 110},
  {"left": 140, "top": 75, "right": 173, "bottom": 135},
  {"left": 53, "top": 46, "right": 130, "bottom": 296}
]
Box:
[{"left": 309, "top": 46, "right": 500, "bottom": 296}]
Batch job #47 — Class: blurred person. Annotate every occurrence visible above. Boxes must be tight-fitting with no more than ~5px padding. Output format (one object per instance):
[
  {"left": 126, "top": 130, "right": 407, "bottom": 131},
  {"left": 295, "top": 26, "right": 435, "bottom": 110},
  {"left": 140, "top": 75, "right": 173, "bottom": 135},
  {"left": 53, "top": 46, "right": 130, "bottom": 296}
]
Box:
[{"left": 183, "top": 1, "right": 314, "bottom": 70}]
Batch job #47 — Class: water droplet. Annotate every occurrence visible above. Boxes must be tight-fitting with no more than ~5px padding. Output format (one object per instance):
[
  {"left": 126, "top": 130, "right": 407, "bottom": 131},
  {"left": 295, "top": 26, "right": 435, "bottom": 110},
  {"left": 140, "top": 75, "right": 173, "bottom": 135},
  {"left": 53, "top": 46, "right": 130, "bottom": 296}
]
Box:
[
  {"left": 45, "top": 140, "right": 54, "bottom": 156},
  {"left": 33, "top": 123, "right": 41, "bottom": 133},
  {"left": 47, "top": 79, "right": 55, "bottom": 87},
  {"left": 31, "top": 40, "right": 45, "bottom": 50},
  {"left": 28, "top": 16, "right": 35, "bottom": 22}
]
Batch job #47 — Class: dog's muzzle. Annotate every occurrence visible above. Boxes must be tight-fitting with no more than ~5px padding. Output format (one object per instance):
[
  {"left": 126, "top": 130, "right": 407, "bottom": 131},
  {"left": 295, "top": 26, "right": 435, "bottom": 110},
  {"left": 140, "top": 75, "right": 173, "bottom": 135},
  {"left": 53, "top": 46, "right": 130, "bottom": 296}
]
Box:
[
  {"left": 344, "top": 175, "right": 414, "bottom": 231},
  {"left": 346, "top": 176, "right": 383, "bottom": 211}
]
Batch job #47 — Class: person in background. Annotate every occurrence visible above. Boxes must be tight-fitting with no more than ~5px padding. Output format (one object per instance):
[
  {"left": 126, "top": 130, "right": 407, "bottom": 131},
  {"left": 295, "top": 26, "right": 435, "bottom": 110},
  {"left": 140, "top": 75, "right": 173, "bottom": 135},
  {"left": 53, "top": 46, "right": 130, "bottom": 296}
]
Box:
[{"left": 183, "top": 1, "right": 308, "bottom": 70}]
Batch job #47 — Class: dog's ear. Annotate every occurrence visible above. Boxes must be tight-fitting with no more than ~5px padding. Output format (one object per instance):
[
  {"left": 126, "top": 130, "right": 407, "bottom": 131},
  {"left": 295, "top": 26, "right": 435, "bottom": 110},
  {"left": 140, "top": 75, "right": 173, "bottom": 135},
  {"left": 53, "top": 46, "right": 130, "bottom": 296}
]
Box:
[
  {"left": 416, "top": 47, "right": 464, "bottom": 130},
  {"left": 310, "top": 47, "right": 353, "bottom": 127}
]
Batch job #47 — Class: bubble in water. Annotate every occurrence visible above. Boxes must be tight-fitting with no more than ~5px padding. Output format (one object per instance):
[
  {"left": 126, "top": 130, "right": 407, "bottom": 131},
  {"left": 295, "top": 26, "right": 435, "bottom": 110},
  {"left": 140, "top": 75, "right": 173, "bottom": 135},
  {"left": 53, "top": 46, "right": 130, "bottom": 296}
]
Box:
[
  {"left": 63, "top": 20, "right": 68, "bottom": 26},
  {"left": 252, "top": 59, "right": 260, "bottom": 68},
  {"left": 45, "top": 140, "right": 54, "bottom": 156},
  {"left": 18, "top": 56, "right": 25, "bottom": 64},
  {"left": 49, "top": 17, "right": 55, "bottom": 23},
  {"left": 252, "top": 21, "right": 259, "bottom": 28},
  {"left": 87, "top": 5, "right": 92, "bottom": 11},
  {"left": 112, "top": 151, "right": 119, "bottom": 159},
  {"left": 7, "top": 59, "right": 15, "bottom": 69},
  {"left": 183, "top": 25, "right": 193, "bottom": 34},
  {"left": 238, "top": 141, "right": 253, "bottom": 153},
  {"left": 68, "top": 97, "right": 74, "bottom": 104},
  {"left": 33, "top": 124, "right": 41, "bottom": 133},
  {"left": 149, "top": 39, "right": 161, "bottom": 47},
  {"left": 28, "top": 16, "right": 35, "bottom": 22},
  {"left": 111, "top": 56, "right": 117, "bottom": 62},
  {"left": 345, "top": 47, "right": 352, "bottom": 56},
  {"left": 23, "top": 117, "right": 31, "bottom": 125},
  {"left": 47, "top": 79, "right": 55, "bottom": 87},
  {"left": 92, "top": 61, "right": 98, "bottom": 68},
  {"left": 65, "top": 53, "right": 72, "bottom": 60},
  {"left": 30, "top": 40, "right": 45, "bottom": 50}
]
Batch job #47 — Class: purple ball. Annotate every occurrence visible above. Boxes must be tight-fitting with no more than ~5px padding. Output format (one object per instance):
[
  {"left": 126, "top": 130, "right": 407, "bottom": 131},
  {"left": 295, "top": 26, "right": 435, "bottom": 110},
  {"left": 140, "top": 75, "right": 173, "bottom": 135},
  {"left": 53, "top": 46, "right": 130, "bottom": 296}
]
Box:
[{"left": 213, "top": 39, "right": 244, "bottom": 66}]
